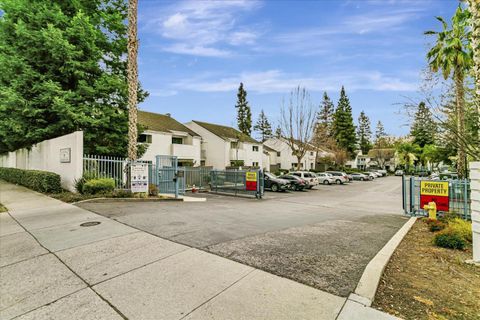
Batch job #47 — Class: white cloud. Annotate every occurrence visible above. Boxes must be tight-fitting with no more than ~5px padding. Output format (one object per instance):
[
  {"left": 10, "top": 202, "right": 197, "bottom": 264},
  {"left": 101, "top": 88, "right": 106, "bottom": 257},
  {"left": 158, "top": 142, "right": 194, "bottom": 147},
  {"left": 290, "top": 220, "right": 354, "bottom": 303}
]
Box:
[
  {"left": 148, "top": 89, "right": 178, "bottom": 97},
  {"left": 172, "top": 69, "right": 418, "bottom": 93},
  {"left": 142, "top": 0, "right": 262, "bottom": 57}
]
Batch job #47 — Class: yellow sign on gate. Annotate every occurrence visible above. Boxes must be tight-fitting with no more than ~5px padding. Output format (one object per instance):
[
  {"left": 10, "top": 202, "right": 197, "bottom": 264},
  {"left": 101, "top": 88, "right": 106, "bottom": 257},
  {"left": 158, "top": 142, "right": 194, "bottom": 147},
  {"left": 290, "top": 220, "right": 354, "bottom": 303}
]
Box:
[
  {"left": 246, "top": 172, "right": 257, "bottom": 182},
  {"left": 420, "top": 181, "right": 449, "bottom": 196}
]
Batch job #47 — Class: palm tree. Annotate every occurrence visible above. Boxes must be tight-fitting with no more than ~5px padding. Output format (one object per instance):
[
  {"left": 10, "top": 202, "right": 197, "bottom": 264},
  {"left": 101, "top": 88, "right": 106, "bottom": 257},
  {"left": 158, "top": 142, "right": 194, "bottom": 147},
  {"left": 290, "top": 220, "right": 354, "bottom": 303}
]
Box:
[
  {"left": 425, "top": 6, "right": 472, "bottom": 178},
  {"left": 127, "top": 0, "right": 138, "bottom": 160},
  {"left": 467, "top": 0, "right": 480, "bottom": 119},
  {"left": 396, "top": 143, "right": 420, "bottom": 174}
]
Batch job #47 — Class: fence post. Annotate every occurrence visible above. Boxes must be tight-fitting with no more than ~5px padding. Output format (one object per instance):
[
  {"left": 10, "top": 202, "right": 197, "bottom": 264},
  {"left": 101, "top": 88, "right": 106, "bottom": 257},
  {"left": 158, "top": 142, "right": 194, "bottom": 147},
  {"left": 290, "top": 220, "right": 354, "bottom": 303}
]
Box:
[{"left": 409, "top": 176, "right": 415, "bottom": 215}]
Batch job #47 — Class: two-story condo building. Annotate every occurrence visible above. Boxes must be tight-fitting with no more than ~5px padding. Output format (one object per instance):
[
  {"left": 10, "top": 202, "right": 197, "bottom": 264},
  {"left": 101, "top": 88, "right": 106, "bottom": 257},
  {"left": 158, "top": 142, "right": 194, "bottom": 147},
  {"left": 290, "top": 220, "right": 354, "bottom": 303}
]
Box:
[
  {"left": 185, "top": 121, "right": 263, "bottom": 169},
  {"left": 264, "top": 137, "right": 317, "bottom": 170},
  {"left": 138, "top": 111, "right": 201, "bottom": 166}
]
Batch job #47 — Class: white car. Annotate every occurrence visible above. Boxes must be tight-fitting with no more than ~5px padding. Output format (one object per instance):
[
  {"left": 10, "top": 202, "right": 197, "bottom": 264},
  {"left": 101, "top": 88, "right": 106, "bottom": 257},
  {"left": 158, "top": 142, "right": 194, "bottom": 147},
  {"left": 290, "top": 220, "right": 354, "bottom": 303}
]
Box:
[
  {"left": 291, "top": 171, "right": 319, "bottom": 189},
  {"left": 316, "top": 172, "right": 335, "bottom": 185}
]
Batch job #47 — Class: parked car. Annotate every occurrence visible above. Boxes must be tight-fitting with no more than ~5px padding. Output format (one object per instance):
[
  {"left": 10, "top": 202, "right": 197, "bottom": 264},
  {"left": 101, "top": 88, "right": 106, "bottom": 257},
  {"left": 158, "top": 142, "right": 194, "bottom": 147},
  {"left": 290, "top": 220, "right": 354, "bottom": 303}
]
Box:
[
  {"left": 316, "top": 172, "right": 335, "bottom": 185},
  {"left": 346, "top": 174, "right": 353, "bottom": 182},
  {"left": 325, "top": 171, "right": 348, "bottom": 184},
  {"left": 350, "top": 173, "right": 369, "bottom": 181},
  {"left": 395, "top": 169, "right": 404, "bottom": 176},
  {"left": 363, "top": 172, "right": 376, "bottom": 180},
  {"left": 369, "top": 171, "right": 382, "bottom": 178},
  {"left": 291, "top": 171, "right": 319, "bottom": 189},
  {"left": 263, "top": 172, "right": 290, "bottom": 192},
  {"left": 279, "top": 175, "right": 307, "bottom": 191}
]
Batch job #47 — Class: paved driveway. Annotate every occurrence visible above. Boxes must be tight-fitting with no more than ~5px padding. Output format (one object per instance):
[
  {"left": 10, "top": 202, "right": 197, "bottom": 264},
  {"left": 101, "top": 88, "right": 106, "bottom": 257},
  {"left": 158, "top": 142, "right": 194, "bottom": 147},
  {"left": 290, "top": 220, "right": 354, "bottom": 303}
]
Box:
[{"left": 78, "top": 176, "right": 408, "bottom": 297}]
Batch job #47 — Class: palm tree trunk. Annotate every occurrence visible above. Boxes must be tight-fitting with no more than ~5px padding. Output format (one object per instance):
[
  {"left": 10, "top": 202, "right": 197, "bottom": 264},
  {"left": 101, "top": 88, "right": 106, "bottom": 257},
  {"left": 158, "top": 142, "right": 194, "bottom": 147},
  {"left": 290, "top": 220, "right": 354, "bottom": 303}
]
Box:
[
  {"left": 127, "top": 0, "right": 138, "bottom": 160},
  {"left": 454, "top": 68, "right": 466, "bottom": 178},
  {"left": 468, "top": 0, "right": 480, "bottom": 107}
]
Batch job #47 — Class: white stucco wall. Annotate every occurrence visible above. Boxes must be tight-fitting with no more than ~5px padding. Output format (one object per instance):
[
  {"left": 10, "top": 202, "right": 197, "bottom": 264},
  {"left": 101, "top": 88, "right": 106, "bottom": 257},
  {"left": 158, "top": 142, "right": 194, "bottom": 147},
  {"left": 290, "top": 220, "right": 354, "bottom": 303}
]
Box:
[
  {"left": 241, "top": 142, "right": 263, "bottom": 167},
  {"left": 185, "top": 122, "right": 227, "bottom": 169},
  {"left": 0, "top": 131, "right": 83, "bottom": 192},
  {"left": 470, "top": 161, "right": 480, "bottom": 262},
  {"left": 139, "top": 130, "right": 202, "bottom": 166},
  {"left": 264, "top": 138, "right": 315, "bottom": 170}
]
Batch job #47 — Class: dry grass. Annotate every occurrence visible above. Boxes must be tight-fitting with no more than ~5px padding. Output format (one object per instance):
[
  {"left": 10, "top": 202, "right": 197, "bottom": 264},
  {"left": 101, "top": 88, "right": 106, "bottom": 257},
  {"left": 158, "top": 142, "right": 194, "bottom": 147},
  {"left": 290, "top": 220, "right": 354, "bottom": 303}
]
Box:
[{"left": 373, "top": 220, "right": 480, "bottom": 320}]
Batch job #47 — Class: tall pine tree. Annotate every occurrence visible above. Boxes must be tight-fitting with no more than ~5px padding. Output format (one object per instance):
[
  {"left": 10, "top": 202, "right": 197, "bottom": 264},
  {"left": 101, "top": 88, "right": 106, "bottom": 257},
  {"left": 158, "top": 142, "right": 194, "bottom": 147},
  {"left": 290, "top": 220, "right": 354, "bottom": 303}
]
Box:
[
  {"left": 374, "top": 121, "right": 387, "bottom": 146},
  {"left": 410, "top": 102, "right": 437, "bottom": 148},
  {"left": 253, "top": 110, "right": 272, "bottom": 142},
  {"left": 314, "top": 92, "right": 335, "bottom": 144},
  {"left": 357, "top": 111, "right": 372, "bottom": 154},
  {"left": 0, "top": 0, "right": 147, "bottom": 156},
  {"left": 235, "top": 83, "right": 252, "bottom": 136},
  {"left": 333, "top": 86, "right": 356, "bottom": 155}
]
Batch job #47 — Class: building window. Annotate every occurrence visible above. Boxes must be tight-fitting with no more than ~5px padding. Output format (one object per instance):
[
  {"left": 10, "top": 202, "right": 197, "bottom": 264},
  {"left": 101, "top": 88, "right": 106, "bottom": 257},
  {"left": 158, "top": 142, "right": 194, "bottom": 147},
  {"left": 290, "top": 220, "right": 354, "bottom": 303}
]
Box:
[
  {"left": 252, "top": 162, "right": 259, "bottom": 167},
  {"left": 172, "top": 137, "right": 183, "bottom": 144},
  {"left": 310, "top": 151, "right": 314, "bottom": 156},
  {"left": 252, "top": 146, "right": 259, "bottom": 152},
  {"left": 310, "top": 163, "right": 314, "bottom": 169},
  {"left": 230, "top": 141, "right": 238, "bottom": 149},
  {"left": 276, "top": 151, "right": 281, "bottom": 157},
  {"left": 138, "top": 134, "right": 152, "bottom": 143}
]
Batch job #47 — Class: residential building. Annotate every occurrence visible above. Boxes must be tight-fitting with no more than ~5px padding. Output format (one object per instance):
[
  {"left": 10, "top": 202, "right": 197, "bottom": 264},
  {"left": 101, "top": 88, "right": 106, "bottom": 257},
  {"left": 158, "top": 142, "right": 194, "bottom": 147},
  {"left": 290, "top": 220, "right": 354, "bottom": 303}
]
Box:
[
  {"left": 185, "top": 121, "right": 263, "bottom": 169},
  {"left": 138, "top": 111, "right": 201, "bottom": 166},
  {"left": 264, "top": 137, "right": 317, "bottom": 170},
  {"left": 262, "top": 144, "right": 280, "bottom": 172}
]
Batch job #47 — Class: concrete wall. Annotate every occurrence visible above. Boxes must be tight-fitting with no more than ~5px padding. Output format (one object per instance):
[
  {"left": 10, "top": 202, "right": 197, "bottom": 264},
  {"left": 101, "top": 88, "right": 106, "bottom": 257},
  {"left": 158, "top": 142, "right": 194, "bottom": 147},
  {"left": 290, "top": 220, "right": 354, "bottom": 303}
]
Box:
[
  {"left": 470, "top": 161, "right": 480, "bottom": 262},
  {"left": 0, "top": 131, "right": 83, "bottom": 192}
]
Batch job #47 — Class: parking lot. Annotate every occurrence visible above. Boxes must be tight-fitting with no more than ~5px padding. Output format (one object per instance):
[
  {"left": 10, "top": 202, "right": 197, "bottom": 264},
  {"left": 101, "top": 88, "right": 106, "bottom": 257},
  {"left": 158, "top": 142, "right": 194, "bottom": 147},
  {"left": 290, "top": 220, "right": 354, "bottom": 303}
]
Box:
[{"left": 77, "top": 176, "right": 408, "bottom": 297}]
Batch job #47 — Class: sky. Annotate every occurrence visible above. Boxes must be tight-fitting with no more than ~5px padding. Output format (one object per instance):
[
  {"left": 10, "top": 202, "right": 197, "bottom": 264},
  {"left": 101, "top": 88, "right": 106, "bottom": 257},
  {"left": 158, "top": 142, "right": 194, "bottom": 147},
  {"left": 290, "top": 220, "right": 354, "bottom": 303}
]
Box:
[{"left": 137, "top": 0, "right": 458, "bottom": 137}]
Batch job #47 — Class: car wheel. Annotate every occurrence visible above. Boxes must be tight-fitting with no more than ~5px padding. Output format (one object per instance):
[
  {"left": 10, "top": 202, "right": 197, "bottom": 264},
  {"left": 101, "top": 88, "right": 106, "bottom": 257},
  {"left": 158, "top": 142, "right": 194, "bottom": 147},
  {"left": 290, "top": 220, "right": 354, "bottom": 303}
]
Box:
[
  {"left": 360, "top": 177, "right": 364, "bottom": 181},
  {"left": 336, "top": 179, "right": 342, "bottom": 185},
  {"left": 323, "top": 180, "right": 329, "bottom": 185},
  {"left": 271, "top": 184, "right": 279, "bottom": 192}
]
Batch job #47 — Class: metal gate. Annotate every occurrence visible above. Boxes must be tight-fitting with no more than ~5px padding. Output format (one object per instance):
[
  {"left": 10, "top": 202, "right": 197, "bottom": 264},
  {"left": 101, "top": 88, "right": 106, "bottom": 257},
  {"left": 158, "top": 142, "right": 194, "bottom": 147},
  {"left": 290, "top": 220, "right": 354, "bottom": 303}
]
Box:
[
  {"left": 154, "top": 155, "right": 184, "bottom": 197},
  {"left": 402, "top": 175, "right": 471, "bottom": 220},
  {"left": 209, "top": 169, "right": 264, "bottom": 199}
]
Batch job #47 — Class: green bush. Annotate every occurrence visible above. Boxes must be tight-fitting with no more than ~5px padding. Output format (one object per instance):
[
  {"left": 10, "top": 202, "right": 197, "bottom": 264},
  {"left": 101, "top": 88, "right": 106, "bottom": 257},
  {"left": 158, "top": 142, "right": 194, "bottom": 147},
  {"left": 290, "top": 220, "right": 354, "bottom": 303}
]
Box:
[
  {"left": 148, "top": 184, "right": 158, "bottom": 196},
  {"left": 82, "top": 178, "right": 115, "bottom": 195},
  {"left": 424, "top": 218, "right": 446, "bottom": 232},
  {"left": 433, "top": 229, "right": 467, "bottom": 250},
  {"left": 448, "top": 218, "right": 472, "bottom": 242},
  {"left": 74, "top": 171, "right": 98, "bottom": 194},
  {"left": 0, "top": 167, "right": 62, "bottom": 193}
]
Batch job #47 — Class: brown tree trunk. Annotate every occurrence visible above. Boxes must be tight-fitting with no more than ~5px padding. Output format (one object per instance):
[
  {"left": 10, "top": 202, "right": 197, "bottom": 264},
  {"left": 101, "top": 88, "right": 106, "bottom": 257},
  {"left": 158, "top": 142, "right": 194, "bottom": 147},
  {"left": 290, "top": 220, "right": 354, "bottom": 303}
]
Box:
[
  {"left": 127, "top": 0, "right": 138, "bottom": 160},
  {"left": 296, "top": 156, "right": 302, "bottom": 170},
  {"left": 455, "top": 69, "right": 466, "bottom": 178},
  {"left": 468, "top": 0, "right": 480, "bottom": 106}
]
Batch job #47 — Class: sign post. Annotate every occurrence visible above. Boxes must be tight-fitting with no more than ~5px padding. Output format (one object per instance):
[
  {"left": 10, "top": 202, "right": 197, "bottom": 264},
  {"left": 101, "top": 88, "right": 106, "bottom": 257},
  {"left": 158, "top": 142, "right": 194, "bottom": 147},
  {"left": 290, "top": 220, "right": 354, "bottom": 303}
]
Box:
[
  {"left": 245, "top": 171, "right": 257, "bottom": 191},
  {"left": 131, "top": 162, "right": 149, "bottom": 194},
  {"left": 420, "top": 181, "right": 449, "bottom": 212}
]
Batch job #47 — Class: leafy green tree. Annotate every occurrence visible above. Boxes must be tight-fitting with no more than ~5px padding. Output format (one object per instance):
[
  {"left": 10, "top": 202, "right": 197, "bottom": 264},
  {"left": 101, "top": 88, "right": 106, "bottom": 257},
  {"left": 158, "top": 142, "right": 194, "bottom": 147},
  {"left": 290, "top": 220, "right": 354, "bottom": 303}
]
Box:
[
  {"left": 0, "top": 0, "right": 147, "bottom": 156},
  {"left": 410, "top": 102, "right": 437, "bottom": 148},
  {"left": 332, "top": 86, "right": 356, "bottom": 155},
  {"left": 425, "top": 6, "right": 473, "bottom": 177},
  {"left": 253, "top": 109, "right": 272, "bottom": 142},
  {"left": 396, "top": 142, "right": 421, "bottom": 173},
  {"left": 235, "top": 82, "right": 252, "bottom": 136},
  {"left": 357, "top": 111, "right": 372, "bottom": 154}
]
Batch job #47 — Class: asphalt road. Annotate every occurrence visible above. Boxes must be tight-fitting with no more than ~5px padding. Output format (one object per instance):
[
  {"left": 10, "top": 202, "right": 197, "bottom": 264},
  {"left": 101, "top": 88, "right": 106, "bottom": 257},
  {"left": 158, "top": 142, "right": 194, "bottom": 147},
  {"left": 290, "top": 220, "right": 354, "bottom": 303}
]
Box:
[{"left": 77, "top": 176, "right": 408, "bottom": 297}]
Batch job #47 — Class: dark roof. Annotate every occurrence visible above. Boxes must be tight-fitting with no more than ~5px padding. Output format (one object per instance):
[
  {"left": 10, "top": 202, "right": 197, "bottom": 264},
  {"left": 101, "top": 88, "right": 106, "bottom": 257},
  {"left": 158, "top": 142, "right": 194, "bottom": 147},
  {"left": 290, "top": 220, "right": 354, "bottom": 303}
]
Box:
[
  {"left": 192, "top": 121, "right": 259, "bottom": 144},
  {"left": 138, "top": 111, "right": 199, "bottom": 136}
]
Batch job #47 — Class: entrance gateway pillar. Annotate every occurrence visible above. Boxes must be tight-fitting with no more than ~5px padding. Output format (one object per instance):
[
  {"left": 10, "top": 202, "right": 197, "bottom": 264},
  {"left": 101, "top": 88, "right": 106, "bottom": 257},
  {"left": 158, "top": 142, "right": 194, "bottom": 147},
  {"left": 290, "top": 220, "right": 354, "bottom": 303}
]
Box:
[{"left": 470, "top": 162, "right": 480, "bottom": 262}]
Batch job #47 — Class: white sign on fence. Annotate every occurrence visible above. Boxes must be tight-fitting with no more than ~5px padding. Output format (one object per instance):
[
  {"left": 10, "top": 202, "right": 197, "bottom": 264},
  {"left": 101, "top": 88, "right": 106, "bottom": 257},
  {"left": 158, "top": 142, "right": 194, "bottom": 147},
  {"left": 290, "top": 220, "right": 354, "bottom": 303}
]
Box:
[{"left": 131, "top": 163, "right": 149, "bottom": 193}]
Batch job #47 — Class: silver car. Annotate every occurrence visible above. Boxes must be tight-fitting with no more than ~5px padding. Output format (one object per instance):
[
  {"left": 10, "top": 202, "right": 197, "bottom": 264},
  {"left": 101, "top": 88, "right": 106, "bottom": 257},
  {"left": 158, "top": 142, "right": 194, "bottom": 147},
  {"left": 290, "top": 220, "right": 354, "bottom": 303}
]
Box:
[{"left": 316, "top": 172, "right": 335, "bottom": 185}]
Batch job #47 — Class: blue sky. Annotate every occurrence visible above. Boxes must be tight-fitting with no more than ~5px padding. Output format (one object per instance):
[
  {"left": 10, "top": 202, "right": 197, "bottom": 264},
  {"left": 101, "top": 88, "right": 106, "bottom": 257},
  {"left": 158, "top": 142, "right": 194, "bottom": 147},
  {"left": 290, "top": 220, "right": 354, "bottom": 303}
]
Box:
[{"left": 137, "top": 0, "right": 457, "bottom": 137}]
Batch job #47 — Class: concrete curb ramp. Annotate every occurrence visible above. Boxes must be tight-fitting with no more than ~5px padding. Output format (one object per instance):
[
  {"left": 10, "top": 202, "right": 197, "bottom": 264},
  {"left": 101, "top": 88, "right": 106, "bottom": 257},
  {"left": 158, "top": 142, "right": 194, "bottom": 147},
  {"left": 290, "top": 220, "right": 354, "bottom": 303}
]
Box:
[{"left": 0, "top": 181, "right": 399, "bottom": 319}]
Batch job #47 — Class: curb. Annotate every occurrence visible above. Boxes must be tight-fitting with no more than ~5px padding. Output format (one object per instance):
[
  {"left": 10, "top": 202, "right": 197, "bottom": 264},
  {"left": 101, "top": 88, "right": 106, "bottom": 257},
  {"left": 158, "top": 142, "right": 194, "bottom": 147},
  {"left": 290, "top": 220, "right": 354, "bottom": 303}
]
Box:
[
  {"left": 72, "top": 197, "right": 183, "bottom": 205},
  {"left": 354, "top": 216, "right": 417, "bottom": 306}
]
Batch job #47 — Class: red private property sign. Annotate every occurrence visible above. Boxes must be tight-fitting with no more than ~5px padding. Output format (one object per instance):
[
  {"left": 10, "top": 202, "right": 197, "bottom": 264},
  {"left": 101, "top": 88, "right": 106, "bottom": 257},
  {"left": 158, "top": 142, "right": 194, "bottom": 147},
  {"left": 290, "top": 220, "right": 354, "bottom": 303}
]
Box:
[
  {"left": 420, "top": 181, "right": 449, "bottom": 212},
  {"left": 245, "top": 172, "right": 257, "bottom": 191}
]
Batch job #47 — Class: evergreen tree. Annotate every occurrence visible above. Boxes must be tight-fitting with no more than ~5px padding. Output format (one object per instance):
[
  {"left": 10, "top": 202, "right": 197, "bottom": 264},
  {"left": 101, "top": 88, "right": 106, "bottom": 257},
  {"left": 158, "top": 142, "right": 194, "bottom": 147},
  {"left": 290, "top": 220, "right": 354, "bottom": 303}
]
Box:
[
  {"left": 332, "top": 86, "right": 356, "bottom": 155},
  {"left": 253, "top": 109, "right": 272, "bottom": 142},
  {"left": 410, "top": 102, "right": 437, "bottom": 148},
  {"left": 357, "top": 111, "right": 372, "bottom": 154},
  {"left": 0, "top": 0, "right": 147, "bottom": 156},
  {"left": 274, "top": 126, "right": 282, "bottom": 138},
  {"left": 374, "top": 121, "right": 387, "bottom": 146},
  {"left": 313, "top": 91, "right": 335, "bottom": 146},
  {"left": 235, "top": 83, "right": 252, "bottom": 136}
]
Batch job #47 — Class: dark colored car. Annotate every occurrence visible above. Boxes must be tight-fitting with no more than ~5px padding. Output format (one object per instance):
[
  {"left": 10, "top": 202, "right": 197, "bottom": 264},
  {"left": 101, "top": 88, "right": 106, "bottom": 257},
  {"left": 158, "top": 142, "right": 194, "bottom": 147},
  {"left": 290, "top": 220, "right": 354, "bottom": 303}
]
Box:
[
  {"left": 279, "top": 175, "right": 306, "bottom": 191},
  {"left": 264, "top": 172, "right": 290, "bottom": 192}
]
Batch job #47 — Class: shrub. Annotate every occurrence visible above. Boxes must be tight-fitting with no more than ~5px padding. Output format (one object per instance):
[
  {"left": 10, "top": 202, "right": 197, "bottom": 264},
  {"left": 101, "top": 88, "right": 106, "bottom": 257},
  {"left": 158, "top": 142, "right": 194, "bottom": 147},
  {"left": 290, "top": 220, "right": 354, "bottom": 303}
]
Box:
[
  {"left": 111, "top": 189, "right": 133, "bottom": 198},
  {"left": 433, "top": 229, "right": 467, "bottom": 250},
  {"left": 448, "top": 218, "right": 472, "bottom": 243},
  {"left": 149, "top": 184, "right": 158, "bottom": 196},
  {"left": 0, "top": 167, "right": 62, "bottom": 193},
  {"left": 82, "top": 178, "right": 115, "bottom": 195},
  {"left": 74, "top": 171, "right": 98, "bottom": 194},
  {"left": 425, "top": 219, "right": 446, "bottom": 232}
]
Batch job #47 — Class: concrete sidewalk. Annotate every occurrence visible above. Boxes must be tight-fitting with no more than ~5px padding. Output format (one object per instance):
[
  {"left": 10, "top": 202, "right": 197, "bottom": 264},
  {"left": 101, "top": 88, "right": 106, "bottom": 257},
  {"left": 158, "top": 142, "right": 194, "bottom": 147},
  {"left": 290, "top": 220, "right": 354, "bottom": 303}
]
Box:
[{"left": 0, "top": 181, "right": 398, "bottom": 319}]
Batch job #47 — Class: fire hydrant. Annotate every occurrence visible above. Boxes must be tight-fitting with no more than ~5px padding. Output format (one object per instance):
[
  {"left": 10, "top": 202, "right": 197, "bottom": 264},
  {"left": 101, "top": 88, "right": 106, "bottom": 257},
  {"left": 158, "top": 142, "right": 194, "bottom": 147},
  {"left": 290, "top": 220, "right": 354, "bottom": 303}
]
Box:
[
  {"left": 192, "top": 184, "right": 197, "bottom": 193},
  {"left": 423, "top": 201, "right": 437, "bottom": 220}
]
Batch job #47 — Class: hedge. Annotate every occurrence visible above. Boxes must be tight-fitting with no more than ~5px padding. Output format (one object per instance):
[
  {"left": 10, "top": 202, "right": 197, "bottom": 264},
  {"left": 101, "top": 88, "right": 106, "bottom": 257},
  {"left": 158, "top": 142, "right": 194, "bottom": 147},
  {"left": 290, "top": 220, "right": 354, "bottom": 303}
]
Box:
[
  {"left": 0, "top": 167, "right": 62, "bottom": 193},
  {"left": 82, "top": 178, "right": 115, "bottom": 195}
]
